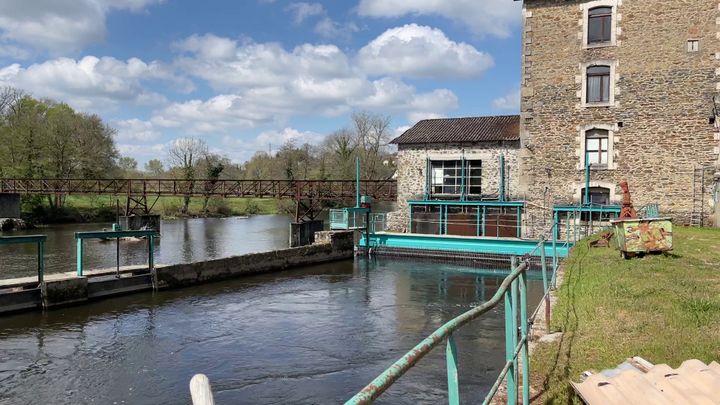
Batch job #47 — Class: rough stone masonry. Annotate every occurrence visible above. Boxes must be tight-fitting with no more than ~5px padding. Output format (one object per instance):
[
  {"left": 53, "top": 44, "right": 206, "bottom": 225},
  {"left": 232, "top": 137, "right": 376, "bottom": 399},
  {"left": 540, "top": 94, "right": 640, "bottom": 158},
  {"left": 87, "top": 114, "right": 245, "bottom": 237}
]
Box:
[{"left": 519, "top": 0, "right": 720, "bottom": 227}]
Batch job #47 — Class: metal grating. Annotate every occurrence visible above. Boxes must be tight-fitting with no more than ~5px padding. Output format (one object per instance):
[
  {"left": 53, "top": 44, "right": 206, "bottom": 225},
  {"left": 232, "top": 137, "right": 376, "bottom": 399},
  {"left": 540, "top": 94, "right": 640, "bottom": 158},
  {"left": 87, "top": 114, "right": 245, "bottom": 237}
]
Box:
[{"left": 572, "top": 358, "right": 720, "bottom": 404}]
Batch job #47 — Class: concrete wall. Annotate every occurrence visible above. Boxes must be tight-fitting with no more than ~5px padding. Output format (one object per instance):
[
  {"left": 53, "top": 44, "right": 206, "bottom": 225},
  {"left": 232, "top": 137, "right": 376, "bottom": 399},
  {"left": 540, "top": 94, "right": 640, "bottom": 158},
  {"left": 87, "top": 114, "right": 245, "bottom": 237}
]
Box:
[
  {"left": 0, "top": 193, "right": 21, "bottom": 218},
  {"left": 388, "top": 142, "right": 520, "bottom": 232},
  {"left": 520, "top": 0, "right": 720, "bottom": 228},
  {"left": 289, "top": 220, "right": 324, "bottom": 247}
]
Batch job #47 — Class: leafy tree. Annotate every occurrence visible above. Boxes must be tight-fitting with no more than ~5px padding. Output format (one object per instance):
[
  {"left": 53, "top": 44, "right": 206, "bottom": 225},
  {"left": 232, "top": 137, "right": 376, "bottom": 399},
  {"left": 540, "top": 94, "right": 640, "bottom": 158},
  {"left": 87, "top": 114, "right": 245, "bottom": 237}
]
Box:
[
  {"left": 144, "top": 159, "right": 164, "bottom": 177},
  {"left": 167, "top": 137, "right": 208, "bottom": 214}
]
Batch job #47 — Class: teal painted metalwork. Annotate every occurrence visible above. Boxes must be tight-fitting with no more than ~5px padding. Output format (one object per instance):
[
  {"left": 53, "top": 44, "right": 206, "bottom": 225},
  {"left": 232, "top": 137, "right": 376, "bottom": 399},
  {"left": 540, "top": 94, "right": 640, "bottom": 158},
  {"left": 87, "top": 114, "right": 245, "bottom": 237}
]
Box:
[
  {"left": 584, "top": 151, "right": 591, "bottom": 206},
  {"left": 409, "top": 200, "right": 525, "bottom": 207},
  {"left": 519, "top": 266, "right": 529, "bottom": 405},
  {"left": 360, "top": 232, "right": 571, "bottom": 258},
  {"left": 346, "top": 220, "right": 575, "bottom": 405},
  {"left": 446, "top": 335, "right": 459, "bottom": 405},
  {"left": 499, "top": 154, "right": 506, "bottom": 202},
  {"left": 0, "top": 235, "right": 46, "bottom": 283},
  {"left": 460, "top": 156, "right": 466, "bottom": 202},
  {"left": 329, "top": 208, "right": 370, "bottom": 230},
  {"left": 74, "top": 229, "right": 157, "bottom": 276}
]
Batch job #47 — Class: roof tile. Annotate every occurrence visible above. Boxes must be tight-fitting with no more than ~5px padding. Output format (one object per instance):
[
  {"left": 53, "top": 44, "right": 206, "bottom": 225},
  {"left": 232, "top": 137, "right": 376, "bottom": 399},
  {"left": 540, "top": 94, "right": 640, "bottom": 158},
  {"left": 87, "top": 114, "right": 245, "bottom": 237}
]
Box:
[{"left": 390, "top": 115, "right": 520, "bottom": 144}]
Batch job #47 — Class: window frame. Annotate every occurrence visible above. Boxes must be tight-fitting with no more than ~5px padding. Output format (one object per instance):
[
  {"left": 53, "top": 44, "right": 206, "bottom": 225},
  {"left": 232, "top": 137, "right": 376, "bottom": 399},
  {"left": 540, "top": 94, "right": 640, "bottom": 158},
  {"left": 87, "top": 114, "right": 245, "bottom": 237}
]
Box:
[
  {"left": 429, "top": 159, "right": 482, "bottom": 196},
  {"left": 587, "top": 7, "right": 612, "bottom": 45},
  {"left": 582, "top": 1, "right": 618, "bottom": 49},
  {"left": 584, "top": 129, "right": 609, "bottom": 167},
  {"left": 578, "top": 124, "right": 616, "bottom": 171},
  {"left": 581, "top": 60, "right": 616, "bottom": 108},
  {"left": 586, "top": 65, "right": 611, "bottom": 104}
]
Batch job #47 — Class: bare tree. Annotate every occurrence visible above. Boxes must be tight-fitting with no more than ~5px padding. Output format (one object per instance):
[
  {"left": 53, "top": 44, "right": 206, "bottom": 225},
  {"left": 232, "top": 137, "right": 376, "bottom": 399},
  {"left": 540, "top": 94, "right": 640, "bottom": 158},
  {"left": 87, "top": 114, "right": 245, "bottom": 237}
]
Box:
[
  {"left": 351, "top": 111, "right": 391, "bottom": 179},
  {"left": 168, "top": 137, "right": 208, "bottom": 214}
]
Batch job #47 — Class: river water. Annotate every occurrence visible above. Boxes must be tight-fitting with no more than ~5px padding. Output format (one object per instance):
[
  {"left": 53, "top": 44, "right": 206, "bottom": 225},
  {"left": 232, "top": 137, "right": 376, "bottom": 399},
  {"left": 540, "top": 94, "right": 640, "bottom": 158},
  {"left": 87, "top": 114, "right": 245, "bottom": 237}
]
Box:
[
  {"left": 0, "top": 256, "right": 545, "bottom": 404},
  {"left": 1, "top": 216, "right": 292, "bottom": 279}
]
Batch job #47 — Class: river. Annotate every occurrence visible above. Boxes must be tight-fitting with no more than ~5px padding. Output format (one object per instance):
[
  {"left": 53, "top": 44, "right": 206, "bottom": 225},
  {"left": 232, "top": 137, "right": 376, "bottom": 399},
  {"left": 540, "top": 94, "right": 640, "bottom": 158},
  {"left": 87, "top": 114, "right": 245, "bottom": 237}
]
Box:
[
  {"left": 0, "top": 256, "right": 545, "bottom": 404},
  {"left": 1, "top": 216, "right": 292, "bottom": 279}
]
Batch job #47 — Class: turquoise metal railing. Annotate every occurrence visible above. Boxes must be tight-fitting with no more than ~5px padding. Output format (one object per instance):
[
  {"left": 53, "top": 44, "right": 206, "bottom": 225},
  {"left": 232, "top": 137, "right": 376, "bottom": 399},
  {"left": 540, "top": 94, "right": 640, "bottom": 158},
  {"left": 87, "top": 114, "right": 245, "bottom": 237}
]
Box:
[
  {"left": 74, "top": 229, "right": 157, "bottom": 276},
  {"left": 0, "top": 235, "right": 47, "bottom": 283},
  {"left": 346, "top": 221, "right": 573, "bottom": 405}
]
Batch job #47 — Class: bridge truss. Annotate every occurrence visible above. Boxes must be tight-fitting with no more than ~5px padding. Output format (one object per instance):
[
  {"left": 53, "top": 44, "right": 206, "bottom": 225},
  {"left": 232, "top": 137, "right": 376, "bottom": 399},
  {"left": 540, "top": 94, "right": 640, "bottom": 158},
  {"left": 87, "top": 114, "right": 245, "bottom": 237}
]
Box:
[{"left": 0, "top": 178, "right": 398, "bottom": 222}]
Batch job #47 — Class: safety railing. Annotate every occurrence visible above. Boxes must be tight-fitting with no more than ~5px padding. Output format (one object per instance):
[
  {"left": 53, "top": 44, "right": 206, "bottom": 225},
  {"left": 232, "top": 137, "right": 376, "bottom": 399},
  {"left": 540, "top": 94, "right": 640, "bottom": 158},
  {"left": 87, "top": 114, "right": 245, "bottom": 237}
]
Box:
[
  {"left": 0, "top": 235, "right": 47, "bottom": 283},
  {"left": 329, "top": 207, "right": 370, "bottom": 230},
  {"left": 346, "top": 220, "right": 574, "bottom": 405},
  {"left": 74, "top": 229, "right": 157, "bottom": 276}
]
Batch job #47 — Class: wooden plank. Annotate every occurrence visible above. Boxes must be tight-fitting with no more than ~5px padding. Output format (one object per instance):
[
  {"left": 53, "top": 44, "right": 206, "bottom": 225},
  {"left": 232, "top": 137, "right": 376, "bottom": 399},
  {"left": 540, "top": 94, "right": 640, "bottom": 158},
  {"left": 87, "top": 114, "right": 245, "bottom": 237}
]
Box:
[{"left": 189, "top": 374, "right": 215, "bottom": 405}]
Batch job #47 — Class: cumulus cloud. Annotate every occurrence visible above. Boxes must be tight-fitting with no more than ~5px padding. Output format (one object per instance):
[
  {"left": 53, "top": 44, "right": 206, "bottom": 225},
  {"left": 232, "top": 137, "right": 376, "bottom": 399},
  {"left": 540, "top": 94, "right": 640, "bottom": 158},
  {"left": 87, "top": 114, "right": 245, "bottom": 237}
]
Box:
[
  {"left": 357, "top": 24, "right": 493, "bottom": 79},
  {"left": 286, "top": 2, "right": 325, "bottom": 24},
  {"left": 357, "top": 0, "right": 521, "bottom": 38},
  {"left": 492, "top": 85, "right": 521, "bottom": 111},
  {"left": 114, "top": 118, "right": 162, "bottom": 142},
  {"left": 0, "top": 56, "right": 189, "bottom": 111},
  {"left": 314, "top": 17, "right": 359, "bottom": 40},
  {"left": 0, "top": 0, "right": 164, "bottom": 55},
  {"left": 167, "top": 33, "right": 459, "bottom": 131}
]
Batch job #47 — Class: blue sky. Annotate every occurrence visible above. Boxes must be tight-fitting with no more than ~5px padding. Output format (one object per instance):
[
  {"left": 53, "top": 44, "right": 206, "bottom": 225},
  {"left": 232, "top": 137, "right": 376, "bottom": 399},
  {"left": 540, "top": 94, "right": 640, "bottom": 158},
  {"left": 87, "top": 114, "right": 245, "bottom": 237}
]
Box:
[{"left": 0, "top": 0, "right": 523, "bottom": 164}]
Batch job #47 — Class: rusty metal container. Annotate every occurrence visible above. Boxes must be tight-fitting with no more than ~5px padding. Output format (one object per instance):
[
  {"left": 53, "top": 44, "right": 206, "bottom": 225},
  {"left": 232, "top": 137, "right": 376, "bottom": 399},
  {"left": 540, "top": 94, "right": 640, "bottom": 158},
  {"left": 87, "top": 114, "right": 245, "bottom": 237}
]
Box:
[{"left": 611, "top": 218, "right": 673, "bottom": 259}]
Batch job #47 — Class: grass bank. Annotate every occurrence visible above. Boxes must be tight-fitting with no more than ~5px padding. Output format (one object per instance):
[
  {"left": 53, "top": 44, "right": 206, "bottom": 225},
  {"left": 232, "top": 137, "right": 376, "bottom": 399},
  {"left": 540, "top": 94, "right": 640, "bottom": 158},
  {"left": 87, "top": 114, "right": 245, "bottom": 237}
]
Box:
[
  {"left": 532, "top": 226, "right": 720, "bottom": 403},
  {"left": 23, "top": 195, "right": 281, "bottom": 224}
]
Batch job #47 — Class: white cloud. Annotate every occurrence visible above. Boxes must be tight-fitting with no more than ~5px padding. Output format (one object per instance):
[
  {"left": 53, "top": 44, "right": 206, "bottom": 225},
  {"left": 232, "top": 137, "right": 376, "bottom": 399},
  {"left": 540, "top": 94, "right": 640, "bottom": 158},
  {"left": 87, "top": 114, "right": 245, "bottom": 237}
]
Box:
[
  {"left": 314, "top": 17, "right": 359, "bottom": 40},
  {"left": 492, "top": 85, "right": 521, "bottom": 111},
  {"left": 117, "top": 142, "right": 167, "bottom": 158},
  {"left": 0, "top": 0, "right": 164, "bottom": 54},
  {"left": 220, "top": 127, "right": 323, "bottom": 162},
  {"left": 114, "top": 118, "right": 162, "bottom": 142},
  {"left": 357, "top": 24, "right": 493, "bottom": 79},
  {"left": 0, "top": 56, "right": 189, "bottom": 111},
  {"left": 357, "top": 0, "right": 521, "bottom": 38},
  {"left": 168, "top": 34, "right": 460, "bottom": 132},
  {"left": 286, "top": 2, "right": 325, "bottom": 24}
]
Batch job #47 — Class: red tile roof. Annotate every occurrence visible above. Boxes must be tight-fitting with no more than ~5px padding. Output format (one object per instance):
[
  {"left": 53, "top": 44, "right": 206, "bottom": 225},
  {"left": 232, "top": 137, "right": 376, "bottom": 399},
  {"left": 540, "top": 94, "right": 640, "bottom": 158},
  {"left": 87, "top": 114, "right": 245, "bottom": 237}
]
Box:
[{"left": 390, "top": 115, "right": 520, "bottom": 145}]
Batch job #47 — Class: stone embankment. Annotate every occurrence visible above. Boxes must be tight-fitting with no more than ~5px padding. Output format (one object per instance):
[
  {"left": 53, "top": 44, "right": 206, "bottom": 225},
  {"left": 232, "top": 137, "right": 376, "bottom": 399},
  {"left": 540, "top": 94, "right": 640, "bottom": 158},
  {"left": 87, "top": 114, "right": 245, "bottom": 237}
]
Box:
[{"left": 0, "top": 230, "right": 354, "bottom": 314}]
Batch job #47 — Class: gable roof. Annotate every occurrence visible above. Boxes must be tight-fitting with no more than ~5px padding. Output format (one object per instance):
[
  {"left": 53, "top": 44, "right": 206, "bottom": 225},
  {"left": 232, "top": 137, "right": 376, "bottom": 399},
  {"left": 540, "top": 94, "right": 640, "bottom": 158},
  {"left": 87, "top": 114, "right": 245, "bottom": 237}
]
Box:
[{"left": 390, "top": 115, "right": 520, "bottom": 145}]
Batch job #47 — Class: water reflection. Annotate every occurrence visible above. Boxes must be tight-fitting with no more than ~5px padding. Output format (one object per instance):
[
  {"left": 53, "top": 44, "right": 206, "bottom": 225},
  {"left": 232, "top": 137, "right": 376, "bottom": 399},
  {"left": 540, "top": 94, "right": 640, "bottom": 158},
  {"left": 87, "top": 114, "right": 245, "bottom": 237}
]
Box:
[
  {"left": 0, "top": 257, "right": 544, "bottom": 404},
  {"left": 0, "top": 216, "right": 291, "bottom": 279}
]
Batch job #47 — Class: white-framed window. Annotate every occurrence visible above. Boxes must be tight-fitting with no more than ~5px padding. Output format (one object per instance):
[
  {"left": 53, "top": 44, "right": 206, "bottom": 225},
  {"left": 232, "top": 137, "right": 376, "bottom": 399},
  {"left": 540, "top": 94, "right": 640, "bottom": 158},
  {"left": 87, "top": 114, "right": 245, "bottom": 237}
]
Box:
[
  {"left": 579, "top": 124, "right": 616, "bottom": 170},
  {"left": 687, "top": 39, "right": 700, "bottom": 52},
  {"left": 581, "top": 61, "right": 616, "bottom": 108},
  {"left": 430, "top": 160, "right": 482, "bottom": 195},
  {"left": 582, "top": 1, "right": 618, "bottom": 48},
  {"left": 585, "top": 128, "right": 609, "bottom": 166}
]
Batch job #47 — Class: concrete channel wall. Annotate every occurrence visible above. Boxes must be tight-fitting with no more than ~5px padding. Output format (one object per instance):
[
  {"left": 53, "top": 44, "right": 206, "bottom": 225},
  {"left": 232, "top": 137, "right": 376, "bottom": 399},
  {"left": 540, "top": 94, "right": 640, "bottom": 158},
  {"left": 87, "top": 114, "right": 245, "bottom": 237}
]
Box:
[{"left": 0, "top": 230, "right": 354, "bottom": 315}]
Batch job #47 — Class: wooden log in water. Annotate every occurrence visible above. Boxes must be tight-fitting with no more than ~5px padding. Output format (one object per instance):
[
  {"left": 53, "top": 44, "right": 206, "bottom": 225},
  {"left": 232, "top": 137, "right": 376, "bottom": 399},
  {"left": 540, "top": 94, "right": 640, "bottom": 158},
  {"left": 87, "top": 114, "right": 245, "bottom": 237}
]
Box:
[{"left": 189, "top": 374, "right": 215, "bottom": 405}]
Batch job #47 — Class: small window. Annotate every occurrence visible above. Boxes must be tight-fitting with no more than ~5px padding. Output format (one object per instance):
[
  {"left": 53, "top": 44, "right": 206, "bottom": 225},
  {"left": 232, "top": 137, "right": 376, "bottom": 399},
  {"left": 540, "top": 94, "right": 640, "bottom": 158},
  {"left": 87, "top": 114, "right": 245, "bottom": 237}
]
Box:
[
  {"left": 687, "top": 40, "right": 699, "bottom": 52},
  {"left": 430, "top": 160, "right": 482, "bottom": 195},
  {"left": 585, "top": 129, "right": 609, "bottom": 166},
  {"left": 588, "top": 7, "right": 612, "bottom": 44},
  {"left": 586, "top": 65, "right": 611, "bottom": 104}
]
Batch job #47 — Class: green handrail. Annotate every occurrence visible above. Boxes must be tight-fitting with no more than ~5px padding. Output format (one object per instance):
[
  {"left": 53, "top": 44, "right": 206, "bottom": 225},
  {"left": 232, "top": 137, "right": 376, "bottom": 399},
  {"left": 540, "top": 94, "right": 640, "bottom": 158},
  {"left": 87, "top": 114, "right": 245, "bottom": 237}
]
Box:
[
  {"left": 346, "top": 220, "right": 572, "bottom": 405},
  {"left": 74, "top": 229, "right": 156, "bottom": 276},
  {"left": 0, "top": 235, "right": 46, "bottom": 283}
]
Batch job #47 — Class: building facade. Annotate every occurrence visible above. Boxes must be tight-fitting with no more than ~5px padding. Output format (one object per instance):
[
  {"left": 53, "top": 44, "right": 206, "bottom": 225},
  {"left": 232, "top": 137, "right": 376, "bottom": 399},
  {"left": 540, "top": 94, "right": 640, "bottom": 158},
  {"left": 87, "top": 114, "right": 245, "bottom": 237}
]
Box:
[
  {"left": 519, "top": 0, "right": 720, "bottom": 226},
  {"left": 387, "top": 116, "right": 521, "bottom": 234}
]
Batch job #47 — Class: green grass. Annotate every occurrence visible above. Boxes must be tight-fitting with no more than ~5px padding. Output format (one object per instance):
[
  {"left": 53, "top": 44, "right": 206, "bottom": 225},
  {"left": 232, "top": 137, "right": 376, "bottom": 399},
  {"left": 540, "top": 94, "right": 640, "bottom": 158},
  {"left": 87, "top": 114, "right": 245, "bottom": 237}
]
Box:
[
  {"left": 60, "top": 195, "right": 281, "bottom": 218},
  {"left": 532, "top": 226, "right": 720, "bottom": 403}
]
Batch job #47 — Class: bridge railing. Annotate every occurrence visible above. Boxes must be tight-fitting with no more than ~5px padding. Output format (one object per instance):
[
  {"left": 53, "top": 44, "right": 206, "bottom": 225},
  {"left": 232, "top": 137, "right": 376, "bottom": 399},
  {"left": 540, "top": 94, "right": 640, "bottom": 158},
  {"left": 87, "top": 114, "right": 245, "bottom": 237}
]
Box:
[
  {"left": 0, "top": 178, "right": 398, "bottom": 201},
  {"left": 345, "top": 221, "right": 574, "bottom": 405},
  {"left": 74, "top": 230, "right": 157, "bottom": 277}
]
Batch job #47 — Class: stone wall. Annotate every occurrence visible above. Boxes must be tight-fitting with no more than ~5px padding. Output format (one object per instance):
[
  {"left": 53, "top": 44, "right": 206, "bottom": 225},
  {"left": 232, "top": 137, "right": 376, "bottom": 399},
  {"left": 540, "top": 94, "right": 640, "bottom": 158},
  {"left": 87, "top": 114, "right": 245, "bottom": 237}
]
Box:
[
  {"left": 520, "top": 0, "right": 720, "bottom": 228},
  {"left": 388, "top": 142, "right": 520, "bottom": 231}
]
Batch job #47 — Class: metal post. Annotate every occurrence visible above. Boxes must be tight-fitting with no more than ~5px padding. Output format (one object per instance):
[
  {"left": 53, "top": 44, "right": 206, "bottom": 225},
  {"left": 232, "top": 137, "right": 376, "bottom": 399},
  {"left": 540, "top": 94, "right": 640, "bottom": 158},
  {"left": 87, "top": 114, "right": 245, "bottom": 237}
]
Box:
[
  {"left": 584, "top": 151, "right": 591, "bottom": 206},
  {"left": 356, "top": 157, "right": 361, "bottom": 208},
  {"left": 516, "top": 207, "right": 521, "bottom": 238},
  {"left": 446, "top": 335, "right": 460, "bottom": 405},
  {"left": 552, "top": 228, "right": 558, "bottom": 289},
  {"left": 504, "top": 273, "right": 516, "bottom": 405},
  {"left": 508, "top": 256, "right": 518, "bottom": 404},
  {"left": 476, "top": 207, "right": 481, "bottom": 237},
  {"left": 540, "top": 238, "right": 550, "bottom": 333},
  {"left": 76, "top": 238, "right": 83, "bottom": 276},
  {"left": 499, "top": 154, "right": 506, "bottom": 202},
  {"left": 460, "top": 156, "right": 466, "bottom": 201},
  {"left": 148, "top": 234, "right": 155, "bottom": 270},
  {"left": 425, "top": 158, "right": 431, "bottom": 200},
  {"left": 113, "top": 223, "right": 120, "bottom": 278},
  {"left": 482, "top": 206, "right": 487, "bottom": 237},
  {"left": 519, "top": 267, "right": 529, "bottom": 405},
  {"left": 574, "top": 211, "right": 579, "bottom": 244},
  {"left": 37, "top": 240, "right": 45, "bottom": 284}
]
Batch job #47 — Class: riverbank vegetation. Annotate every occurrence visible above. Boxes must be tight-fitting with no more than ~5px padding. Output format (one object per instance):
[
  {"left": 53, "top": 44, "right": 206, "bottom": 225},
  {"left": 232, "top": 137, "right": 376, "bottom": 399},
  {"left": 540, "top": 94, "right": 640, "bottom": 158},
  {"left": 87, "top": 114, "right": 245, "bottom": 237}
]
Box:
[
  {"left": 0, "top": 86, "right": 396, "bottom": 223},
  {"left": 531, "top": 226, "right": 720, "bottom": 403}
]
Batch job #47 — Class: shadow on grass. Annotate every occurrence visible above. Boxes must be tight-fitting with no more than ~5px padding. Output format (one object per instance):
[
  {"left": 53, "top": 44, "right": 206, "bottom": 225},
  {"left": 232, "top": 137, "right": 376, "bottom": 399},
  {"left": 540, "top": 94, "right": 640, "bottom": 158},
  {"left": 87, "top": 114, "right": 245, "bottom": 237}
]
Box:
[{"left": 530, "top": 240, "right": 591, "bottom": 404}]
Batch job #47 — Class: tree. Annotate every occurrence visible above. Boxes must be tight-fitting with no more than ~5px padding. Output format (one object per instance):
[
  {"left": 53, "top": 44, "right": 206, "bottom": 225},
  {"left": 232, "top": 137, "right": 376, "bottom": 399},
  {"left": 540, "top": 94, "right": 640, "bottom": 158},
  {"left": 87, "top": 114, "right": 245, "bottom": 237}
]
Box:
[
  {"left": 167, "top": 137, "right": 208, "bottom": 214},
  {"left": 144, "top": 159, "right": 164, "bottom": 177},
  {"left": 118, "top": 157, "right": 138, "bottom": 177},
  {"left": 199, "top": 153, "right": 226, "bottom": 213}
]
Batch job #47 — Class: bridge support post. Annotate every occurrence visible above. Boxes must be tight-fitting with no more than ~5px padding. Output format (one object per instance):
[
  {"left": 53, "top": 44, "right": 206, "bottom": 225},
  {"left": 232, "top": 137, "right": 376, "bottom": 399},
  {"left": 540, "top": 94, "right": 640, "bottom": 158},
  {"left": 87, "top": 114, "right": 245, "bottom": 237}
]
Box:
[
  {"left": 290, "top": 220, "right": 324, "bottom": 247},
  {"left": 0, "top": 193, "right": 21, "bottom": 219}
]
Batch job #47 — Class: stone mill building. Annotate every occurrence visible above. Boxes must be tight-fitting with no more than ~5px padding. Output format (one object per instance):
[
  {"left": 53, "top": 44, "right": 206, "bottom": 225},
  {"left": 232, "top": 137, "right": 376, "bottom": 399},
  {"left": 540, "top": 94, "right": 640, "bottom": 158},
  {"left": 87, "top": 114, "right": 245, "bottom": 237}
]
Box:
[
  {"left": 518, "top": 0, "right": 720, "bottom": 227},
  {"left": 387, "top": 0, "right": 720, "bottom": 235}
]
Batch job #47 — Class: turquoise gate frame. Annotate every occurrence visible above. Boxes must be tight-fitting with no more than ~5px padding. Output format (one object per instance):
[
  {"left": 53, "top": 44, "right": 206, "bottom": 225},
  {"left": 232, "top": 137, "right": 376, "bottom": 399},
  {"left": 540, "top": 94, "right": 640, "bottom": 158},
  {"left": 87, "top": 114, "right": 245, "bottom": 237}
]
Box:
[
  {"left": 0, "top": 235, "right": 47, "bottom": 283},
  {"left": 74, "top": 230, "right": 157, "bottom": 276}
]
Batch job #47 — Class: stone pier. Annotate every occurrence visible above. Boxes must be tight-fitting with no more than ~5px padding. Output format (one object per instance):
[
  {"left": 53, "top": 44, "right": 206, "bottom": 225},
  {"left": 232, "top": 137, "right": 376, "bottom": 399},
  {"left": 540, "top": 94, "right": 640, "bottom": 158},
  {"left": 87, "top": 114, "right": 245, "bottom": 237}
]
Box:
[{"left": 0, "top": 193, "right": 21, "bottom": 219}]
